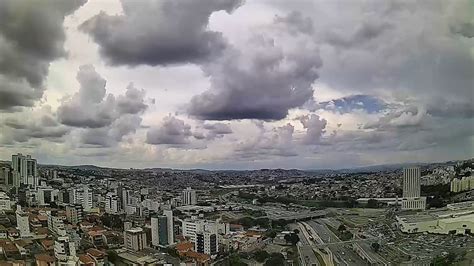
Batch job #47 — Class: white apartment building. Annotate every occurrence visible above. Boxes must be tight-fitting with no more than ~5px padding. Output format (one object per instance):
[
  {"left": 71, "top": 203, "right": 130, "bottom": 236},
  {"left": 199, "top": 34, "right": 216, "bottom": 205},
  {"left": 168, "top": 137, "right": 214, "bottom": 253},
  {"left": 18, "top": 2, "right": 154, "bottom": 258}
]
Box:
[
  {"left": 105, "top": 192, "right": 119, "bottom": 214},
  {"left": 16, "top": 205, "right": 31, "bottom": 237},
  {"left": 182, "top": 218, "right": 229, "bottom": 247},
  {"left": 12, "top": 153, "right": 37, "bottom": 188},
  {"left": 164, "top": 210, "right": 174, "bottom": 244},
  {"left": 451, "top": 176, "right": 474, "bottom": 193},
  {"left": 182, "top": 187, "right": 197, "bottom": 206},
  {"left": 48, "top": 213, "right": 67, "bottom": 236}
]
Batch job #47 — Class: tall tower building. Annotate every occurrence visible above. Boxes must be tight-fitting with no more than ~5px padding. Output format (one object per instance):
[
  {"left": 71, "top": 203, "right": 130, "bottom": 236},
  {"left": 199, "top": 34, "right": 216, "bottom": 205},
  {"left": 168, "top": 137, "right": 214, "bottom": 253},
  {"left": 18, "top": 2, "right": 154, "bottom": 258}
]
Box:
[
  {"left": 12, "top": 154, "right": 37, "bottom": 188},
  {"left": 182, "top": 187, "right": 197, "bottom": 206},
  {"left": 16, "top": 205, "right": 31, "bottom": 237},
  {"left": 401, "top": 167, "right": 426, "bottom": 210},
  {"left": 164, "top": 210, "right": 174, "bottom": 245},
  {"left": 151, "top": 215, "right": 170, "bottom": 247}
]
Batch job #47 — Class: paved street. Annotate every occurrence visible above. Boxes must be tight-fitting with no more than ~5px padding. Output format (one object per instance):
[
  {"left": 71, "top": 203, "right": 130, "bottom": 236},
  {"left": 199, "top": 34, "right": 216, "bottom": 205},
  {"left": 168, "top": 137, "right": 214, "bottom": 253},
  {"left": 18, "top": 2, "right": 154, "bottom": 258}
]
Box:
[{"left": 308, "top": 220, "right": 368, "bottom": 266}]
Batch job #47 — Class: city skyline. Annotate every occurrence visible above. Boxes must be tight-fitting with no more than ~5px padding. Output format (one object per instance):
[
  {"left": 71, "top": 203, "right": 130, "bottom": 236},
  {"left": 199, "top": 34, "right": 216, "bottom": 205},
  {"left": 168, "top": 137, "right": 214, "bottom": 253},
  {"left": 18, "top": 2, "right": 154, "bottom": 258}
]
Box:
[{"left": 0, "top": 0, "right": 473, "bottom": 170}]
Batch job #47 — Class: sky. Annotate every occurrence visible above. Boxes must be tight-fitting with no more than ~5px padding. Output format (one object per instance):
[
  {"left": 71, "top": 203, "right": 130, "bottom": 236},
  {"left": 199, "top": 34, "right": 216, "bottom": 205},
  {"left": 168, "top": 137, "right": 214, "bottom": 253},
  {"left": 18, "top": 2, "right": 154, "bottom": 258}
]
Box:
[{"left": 0, "top": 0, "right": 473, "bottom": 170}]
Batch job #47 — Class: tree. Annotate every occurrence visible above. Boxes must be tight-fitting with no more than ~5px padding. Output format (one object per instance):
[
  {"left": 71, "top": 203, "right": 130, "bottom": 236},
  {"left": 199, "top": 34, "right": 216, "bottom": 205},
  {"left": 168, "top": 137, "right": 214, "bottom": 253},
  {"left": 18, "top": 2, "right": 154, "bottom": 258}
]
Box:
[
  {"left": 338, "top": 224, "right": 346, "bottom": 232},
  {"left": 367, "top": 199, "right": 378, "bottom": 208},
  {"left": 293, "top": 228, "right": 300, "bottom": 234},
  {"left": 254, "top": 250, "right": 270, "bottom": 263},
  {"left": 371, "top": 242, "right": 380, "bottom": 252},
  {"left": 264, "top": 253, "right": 285, "bottom": 266},
  {"left": 284, "top": 233, "right": 300, "bottom": 245}
]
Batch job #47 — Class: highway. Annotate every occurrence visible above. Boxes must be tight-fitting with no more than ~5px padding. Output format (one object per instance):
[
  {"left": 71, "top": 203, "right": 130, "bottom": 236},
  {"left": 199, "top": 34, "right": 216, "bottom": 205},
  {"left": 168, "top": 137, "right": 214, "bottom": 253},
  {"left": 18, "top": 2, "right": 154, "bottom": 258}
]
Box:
[
  {"left": 307, "top": 220, "right": 368, "bottom": 266},
  {"left": 290, "top": 224, "right": 320, "bottom": 266}
]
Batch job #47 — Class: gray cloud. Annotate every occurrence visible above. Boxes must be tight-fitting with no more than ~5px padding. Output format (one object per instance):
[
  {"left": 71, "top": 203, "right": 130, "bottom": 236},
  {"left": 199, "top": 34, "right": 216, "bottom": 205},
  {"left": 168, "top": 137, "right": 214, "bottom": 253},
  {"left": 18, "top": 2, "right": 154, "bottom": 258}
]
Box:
[
  {"left": 146, "top": 116, "right": 192, "bottom": 145},
  {"left": 202, "top": 123, "right": 233, "bottom": 140},
  {"left": 58, "top": 65, "right": 148, "bottom": 128},
  {"left": 235, "top": 122, "right": 297, "bottom": 158},
  {"left": 364, "top": 106, "right": 427, "bottom": 129},
  {"left": 81, "top": 114, "right": 142, "bottom": 147},
  {"left": 188, "top": 13, "right": 322, "bottom": 120},
  {"left": 0, "top": 0, "right": 86, "bottom": 110},
  {"left": 1, "top": 107, "right": 70, "bottom": 144},
  {"left": 298, "top": 114, "right": 327, "bottom": 144},
  {"left": 80, "top": 0, "right": 242, "bottom": 66}
]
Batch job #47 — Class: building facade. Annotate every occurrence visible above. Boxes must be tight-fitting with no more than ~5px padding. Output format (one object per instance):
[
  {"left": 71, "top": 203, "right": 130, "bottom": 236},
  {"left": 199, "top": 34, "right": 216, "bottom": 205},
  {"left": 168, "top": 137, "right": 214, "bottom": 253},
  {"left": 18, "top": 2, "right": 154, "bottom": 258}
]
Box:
[
  {"left": 401, "top": 167, "right": 426, "bottom": 210},
  {"left": 124, "top": 228, "right": 147, "bottom": 251},
  {"left": 182, "top": 187, "right": 197, "bottom": 206}
]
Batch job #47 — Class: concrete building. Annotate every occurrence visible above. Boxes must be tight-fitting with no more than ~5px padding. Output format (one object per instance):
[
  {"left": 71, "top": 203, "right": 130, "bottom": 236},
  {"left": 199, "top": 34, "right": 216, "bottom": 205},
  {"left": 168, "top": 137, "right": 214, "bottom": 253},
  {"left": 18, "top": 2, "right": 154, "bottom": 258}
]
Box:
[
  {"left": 182, "top": 218, "right": 229, "bottom": 251},
  {"left": 48, "top": 213, "right": 67, "bottom": 236},
  {"left": 196, "top": 231, "right": 218, "bottom": 255},
  {"left": 105, "top": 192, "right": 119, "bottom": 214},
  {"left": 182, "top": 187, "right": 197, "bottom": 206},
  {"left": 12, "top": 153, "right": 37, "bottom": 188},
  {"left": 164, "top": 210, "right": 174, "bottom": 245},
  {"left": 124, "top": 228, "right": 147, "bottom": 251},
  {"left": 0, "top": 167, "right": 13, "bottom": 187},
  {"left": 401, "top": 167, "right": 426, "bottom": 210},
  {"left": 16, "top": 205, "right": 31, "bottom": 237},
  {"left": 151, "top": 215, "right": 169, "bottom": 246},
  {"left": 65, "top": 204, "right": 83, "bottom": 224},
  {"left": 451, "top": 176, "right": 474, "bottom": 193},
  {"left": 54, "top": 236, "right": 78, "bottom": 265},
  {"left": 397, "top": 207, "right": 474, "bottom": 235},
  {"left": 0, "top": 192, "right": 11, "bottom": 211}
]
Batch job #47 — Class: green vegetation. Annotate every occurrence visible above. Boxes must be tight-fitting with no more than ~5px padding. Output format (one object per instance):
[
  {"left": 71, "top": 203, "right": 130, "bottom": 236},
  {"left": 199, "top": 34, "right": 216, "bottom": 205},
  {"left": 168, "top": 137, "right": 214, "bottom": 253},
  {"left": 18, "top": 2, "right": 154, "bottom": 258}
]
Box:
[
  {"left": 432, "top": 252, "right": 457, "bottom": 266},
  {"left": 264, "top": 253, "right": 285, "bottom": 266},
  {"left": 253, "top": 250, "right": 270, "bottom": 263},
  {"left": 238, "top": 191, "right": 360, "bottom": 208},
  {"left": 371, "top": 242, "right": 380, "bottom": 252},
  {"left": 328, "top": 224, "right": 353, "bottom": 241},
  {"left": 284, "top": 232, "right": 300, "bottom": 245},
  {"left": 234, "top": 216, "right": 271, "bottom": 229},
  {"left": 367, "top": 199, "right": 379, "bottom": 208}
]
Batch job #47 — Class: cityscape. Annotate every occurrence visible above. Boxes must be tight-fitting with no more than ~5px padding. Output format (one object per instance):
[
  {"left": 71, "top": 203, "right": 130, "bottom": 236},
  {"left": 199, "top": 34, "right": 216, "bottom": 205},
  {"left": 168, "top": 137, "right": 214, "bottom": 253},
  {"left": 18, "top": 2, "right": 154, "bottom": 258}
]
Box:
[
  {"left": 0, "top": 0, "right": 473, "bottom": 265},
  {"left": 0, "top": 154, "right": 472, "bottom": 265}
]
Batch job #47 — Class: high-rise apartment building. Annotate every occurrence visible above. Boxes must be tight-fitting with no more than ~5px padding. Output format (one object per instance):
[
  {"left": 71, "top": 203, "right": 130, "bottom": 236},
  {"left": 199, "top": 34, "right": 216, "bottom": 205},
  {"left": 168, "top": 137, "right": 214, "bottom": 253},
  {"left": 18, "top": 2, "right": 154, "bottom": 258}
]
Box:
[
  {"left": 401, "top": 167, "right": 426, "bottom": 210},
  {"left": 182, "top": 187, "right": 197, "bottom": 206},
  {"left": 196, "top": 231, "right": 218, "bottom": 255},
  {"left": 164, "top": 210, "right": 174, "bottom": 245},
  {"left": 16, "top": 205, "right": 31, "bottom": 237},
  {"left": 65, "top": 204, "right": 83, "bottom": 225},
  {"left": 151, "top": 215, "right": 170, "bottom": 247},
  {"left": 105, "top": 192, "right": 119, "bottom": 214},
  {"left": 12, "top": 154, "right": 37, "bottom": 188},
  {"left": 124, "top": 228, "right": 147, "bottom": 251}
]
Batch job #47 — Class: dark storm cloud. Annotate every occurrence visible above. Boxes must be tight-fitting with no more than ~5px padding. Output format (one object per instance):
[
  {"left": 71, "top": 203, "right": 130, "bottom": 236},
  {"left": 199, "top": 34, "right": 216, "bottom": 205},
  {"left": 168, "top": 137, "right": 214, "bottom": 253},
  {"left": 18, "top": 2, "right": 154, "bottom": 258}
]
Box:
[
  {"left": 188, "top": 12, "right": 322, "bottom": 120},
  {"left": 146, "top": 116, "right": 193, "bottom": 145},
  {"left": 0, "top": 0, "right": 86, "bottom": 110},
  {"left": 57, "top": 65, "right": 148, "bottom": 128},
  {"left": 80, "top": 0, "right": 243, "bottom": 66}
]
